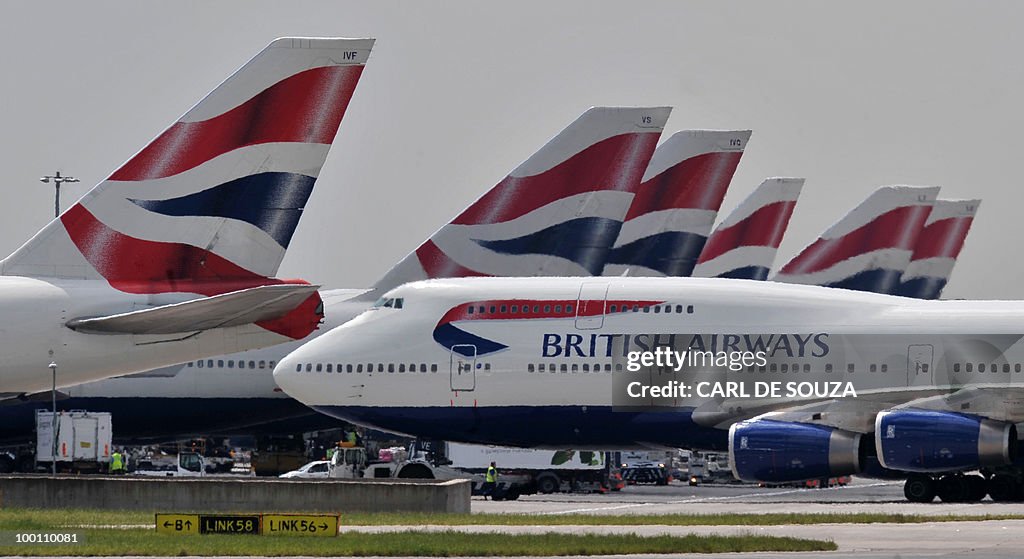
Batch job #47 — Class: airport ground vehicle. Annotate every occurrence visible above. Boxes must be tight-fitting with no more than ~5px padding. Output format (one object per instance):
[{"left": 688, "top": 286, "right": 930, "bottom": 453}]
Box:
[
  {"left": 134, "top": 452, "right": 208, "bottom": 477},
  {"left": 329, "top": 441, "right": 609, "bottom": 498},
  {"left": 279, "top": 460, "right": 330, "bottom": 479},
  {"left": 29, "top": 410, "right": 112, "bottom": 473}
]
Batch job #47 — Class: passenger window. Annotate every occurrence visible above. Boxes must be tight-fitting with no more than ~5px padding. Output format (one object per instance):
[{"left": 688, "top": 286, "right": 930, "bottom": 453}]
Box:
[
  {"left": 485, "top": 363, "right": 491, "bottom": 371},
  {"left": 316, "top": 363, "right": 322, "bottom": 372},
  {"left": 881, "top": 364, "right": 888, "bottom": 373},
  {"left": 539, "top": 364, "right": 546, "bottom": 372},
  {"left": 388, "top": 364, "right": 395, "bottom": 373},
  {"left": 966, "top": 363, "right": 973, "bottom": 372},
  {"left": 643, "top": 306, "right": 650, "bottom": 313},
  {"left": 467, "top": 306, "right": 474, "bottom": 315},
  {"left": 803, "top": 364, "right": 810, "bottom": 373},
  {"left": 676, "top": 305, "right": 683, "bottom": 314},
  {"left": 208, "top": 360, "right": 214, "bottom": 367},
  {"left": 490, "top": 306, "right": 496, "bottom": 313},
  {"left": 781, "top": 364, "right": 788, "bottom": 373},
  {"left": 953, "top": 363, "right": 961, "bottom": 373},
  {"left": 1017, "top": 364, "right": 1022, "bottom": 373},
  {"left": 229, "top": 360, "right": 235, "bottom": 368},
  {"left": 187, "top": 362, "right": 193, "bottom": 367},
  {"left": 533, "top": 305, "right": 540, "bottom": 313},
  {"left": 398, "top": 364, "right": 405, "bottom": 373},
  {"left": 544, "top": 305, "right": 551, "bottom": 313},
  {"left": 571, "top": 364, "right": 578, "bottom": 372},
  {"left": 632, "top": 305, "right": 639, "bottom": 312},
  {"left": 326, "top": 364, "right": 333, "bottom": 373},
  {"left": 1004, "top": 364, "right": 1011, "bottom": 373},
  {"left": 654, "top": 306, "right": 661, "bottom": 314},
  {"left": 615, "top": 364, "right": 623, "bottom": 372},
  {"left": 511, "top": 305, "right": 518, "bottom": 313},
  {"left": 758, "top": 365, "right": 766, "bottom": 373},
  {"left": 249, "top": 361, "right": 255, "bottom": 369},
  {"left": 347, "top": 365, "right": 353, "bottom": 373},
  {"left": 561, "top": 364, "right": 568, "bottom": 372},
  {"left": 770, "top": 364, "right": 777, "bottom": 372},
  {"left": 269, "top": 361, "right": 276, "bottom": 368},
  {"left": 377, "top": 364, "right": 384, "bottom": 373},
  {"left": 687, "top": 305, "right": 694, "bottom": 314},
  {"left": 528, "top": 364, "right": 535, "bottom": 373},
  {"left": 431, "top": 364, "right": 438, "bottom": 372},
  {"left": 295, "top": 364, "right": 301, "bottom": 372},
  {"left": 825, "top": 363, "right": 833, "bottom": 373},
  {"left": 420, "top": 364, "right": 427, "bottom": 373},
  {"left": 554, "top": 305, "right": 562, "bottom": 313},
  {"left": 501, "top": 305, "right": 507, "bottom": 313},
  {"left": 664, "top": 305, "right": 671, "bottom": 313},
  {"left": 479, "top": 306, "right": 485, "bottom": 314},
  {"left": 196, "top": 361, "right": 203, "bottom": 369},
  {"left": 609, "top": 304, "right": 617, "bottom": 313},
  {"left": 305, "top": 364, "right": 312, "bottom": 372},
  {"left": 979, "top": 363, "right": 986, "bottom": 373},
  {"left": 566, "top": 305, "right": 573, "bottom": 313},
  {"left": 870, "top": 364, "right": 877, "bottom": 373},
  {"left": 218, "top": 360, "right": 225, "bottom": 368},
  {"left": 582, "top": 364, "right": 589, "bottom": 372},
  {"left": 847, "top": 364, "right": 855, "bottom": 373}
]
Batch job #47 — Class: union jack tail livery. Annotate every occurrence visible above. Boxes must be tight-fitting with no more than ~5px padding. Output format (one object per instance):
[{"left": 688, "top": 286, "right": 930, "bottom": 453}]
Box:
[
  {"left": 773, "top": 186, "right": 939, "bottom": 294},
  {"left": 0, "top": 37, "right": 374, "bottom": 394},
  {"left": 3, "top": 37, "right": 372, "bottom": 293},
  {"left": 693, "top": 177, "right": 803, "bottom": 280},
  {"left": 897, "top": 199, "right": 980, "bottom": 300},
  {"left": 602, "top": 130, "right": 750, "bottom": 277},
  {"left": 371, "top": 106, "right": 671, "bottom": 295}
]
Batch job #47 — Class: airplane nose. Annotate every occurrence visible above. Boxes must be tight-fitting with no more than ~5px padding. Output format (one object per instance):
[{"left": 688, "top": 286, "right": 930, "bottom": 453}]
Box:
[{"left": 273, "top": 336, "right": 332, "bottom": 405}]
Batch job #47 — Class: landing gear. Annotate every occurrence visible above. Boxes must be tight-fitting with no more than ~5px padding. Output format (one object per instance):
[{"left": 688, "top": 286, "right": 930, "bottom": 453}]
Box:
[
  {"left": 936, "top": 475, "right": 971, "bottom": 502},
  {"left": 904, "top": 474, "right": 936, "bottom": 503},
  {"left": 987, "top": 474, "right": 1022, "bottom": 502}
]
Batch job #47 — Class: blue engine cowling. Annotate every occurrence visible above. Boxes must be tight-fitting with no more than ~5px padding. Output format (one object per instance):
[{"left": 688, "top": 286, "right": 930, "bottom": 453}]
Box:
[
  {"left": 875, "top": 409, "right": 1017, "bottom": 473},
  {"left": 729, "top": 419, "right": 862, "bottom": 483}
]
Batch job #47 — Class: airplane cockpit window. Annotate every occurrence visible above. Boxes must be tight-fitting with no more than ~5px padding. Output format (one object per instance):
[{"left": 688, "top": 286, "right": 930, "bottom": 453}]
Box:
[{"left": 372, "top": 297, "right": 405, "bottom": 309}]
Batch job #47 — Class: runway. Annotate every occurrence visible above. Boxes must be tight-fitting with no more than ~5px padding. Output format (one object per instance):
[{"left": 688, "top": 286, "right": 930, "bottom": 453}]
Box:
[{"left": 472, "top": 477, "right": 1024, "bottom": 516}]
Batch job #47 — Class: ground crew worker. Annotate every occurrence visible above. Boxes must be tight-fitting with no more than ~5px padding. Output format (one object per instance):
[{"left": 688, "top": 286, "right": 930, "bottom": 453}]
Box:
[
  {"left": 110, "top": 450, "right": 125, "bottom": 475},
  {"left": 326, "top": 445, "right": 336, "bottom": 460},
  {"left": 346, "top": 430, "right": 357, "bottom": 446},
  {"left": 483, "top": 461, "right": 498, "bottom": 499}
]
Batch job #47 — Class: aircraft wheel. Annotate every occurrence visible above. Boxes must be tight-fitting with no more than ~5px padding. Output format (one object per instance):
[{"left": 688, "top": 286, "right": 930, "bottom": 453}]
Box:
[
  {"left": 936, "top": 475, "right": 970, "bottom": 503},
  {"left": 987, "top": 475, "right": 1021, "bottom": 502},
  {"left": 904, "top": 474, "right": 936, "bottom": 503},
  {"left": 396, "top": 464, "right": 434, "bottom": 479},
  {"left": 964, "top": 475, "right": 988, "bottom": 502}
]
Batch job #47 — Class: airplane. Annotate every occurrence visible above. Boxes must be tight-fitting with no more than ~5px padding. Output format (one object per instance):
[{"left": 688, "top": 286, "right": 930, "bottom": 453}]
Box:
[
  {"left": 274, "top": 273, "right": 1024, "bottom": 503},
  {"left": 0, "top": 37, "right": 374, "bottom": 396},
  {"left": 0, "top": 106, "right": 671, "bottom": 448},
  {"left": 601, "top": 130, "right": 750, "bottom": 277},
  {"left": 897, "top": 199, "right": 980, "bottom": 300},
  {"left": 691, "top": 177, "right": 804, "bottom": 280},
  {"left": 772, "top": 186, "right": 939, "bottom": 294}
]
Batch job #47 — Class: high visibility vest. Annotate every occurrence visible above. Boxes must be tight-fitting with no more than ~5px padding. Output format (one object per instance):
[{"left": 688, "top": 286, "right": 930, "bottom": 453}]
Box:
[
  {"left": 111, "top": 453, "right": 123, "bottom": 471},
  {"left": 346, "top": 431, "right": 357, "bottom": 444},
  {"left": 486, "top": 466, "right": 497, "bottom": 483}
]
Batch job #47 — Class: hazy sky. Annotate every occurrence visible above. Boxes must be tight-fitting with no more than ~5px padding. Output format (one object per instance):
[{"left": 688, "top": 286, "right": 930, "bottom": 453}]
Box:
[{"left": 2, "top": 1, "right": 1022, "bottom": 298}]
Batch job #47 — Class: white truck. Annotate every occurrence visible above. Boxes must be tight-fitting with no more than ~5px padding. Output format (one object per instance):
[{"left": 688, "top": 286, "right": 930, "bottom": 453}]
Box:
[
  {"left": 329, "top": 441, "right": 609, "bottom": 499},
  {"left": 133, "top": 451, "right": 208, "bottom": 477},
  {"left": 34, "top": 410, "right": 112, "bottom": 473}
]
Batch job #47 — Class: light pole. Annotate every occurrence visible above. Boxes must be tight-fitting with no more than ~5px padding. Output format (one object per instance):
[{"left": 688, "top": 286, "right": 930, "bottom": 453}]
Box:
[
  {"left": 39, "top": 171, "right": 79, "bottom": 218},
  {"left": 48, "top": 362, "right": 57, "bottom": 475}
]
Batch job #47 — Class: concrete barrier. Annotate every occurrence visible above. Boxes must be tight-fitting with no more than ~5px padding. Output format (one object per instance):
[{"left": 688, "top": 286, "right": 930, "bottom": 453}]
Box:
[{"left": 0, "top": 476, "right": 470, "bottom": 513}]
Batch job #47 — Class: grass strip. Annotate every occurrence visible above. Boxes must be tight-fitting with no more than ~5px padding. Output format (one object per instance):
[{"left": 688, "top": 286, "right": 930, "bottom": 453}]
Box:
[
  {"left": 3, "top": 509, "right": 1024, "bottom": 529},
  {"left": 0, "top": 530, "right": 834, "bottom": 556}
]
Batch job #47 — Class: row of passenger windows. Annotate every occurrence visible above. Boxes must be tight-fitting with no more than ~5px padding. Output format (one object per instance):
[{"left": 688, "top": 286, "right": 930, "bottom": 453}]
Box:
[
  {"left": 187, "top": 359, "right": 276, "bottom": 369},
  {"left": 529, "top": 363, "right": 619, "bottom": 373},
  {"left": 465, "top": 303, "right": 696, "bottom": 315},
  {"left": 954, "top": 363, "right": 1024, "bottom": 373},
  {"left": 295, "top": 362, "right": 439, "bottom": 374}
]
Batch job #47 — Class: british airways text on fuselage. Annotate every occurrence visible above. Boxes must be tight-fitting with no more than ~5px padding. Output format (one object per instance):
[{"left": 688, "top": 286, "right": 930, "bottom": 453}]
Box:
[{"left": 541, "top": 332, "right": 831, "bottom": 358}]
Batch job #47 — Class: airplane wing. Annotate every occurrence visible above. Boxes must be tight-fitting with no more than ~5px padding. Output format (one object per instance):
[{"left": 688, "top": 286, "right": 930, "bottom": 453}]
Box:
[{"left": 66, "top": 284, "right": 320, "bottom": 335}]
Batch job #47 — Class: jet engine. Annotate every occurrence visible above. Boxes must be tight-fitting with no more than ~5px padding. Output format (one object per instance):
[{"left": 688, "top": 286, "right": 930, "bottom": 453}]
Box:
[
  {"left": 875, "top": 409, "right": 1016, "bottom": 472},
  {"left": 729, "top": 419, "right": 862, "bottom": 482}
]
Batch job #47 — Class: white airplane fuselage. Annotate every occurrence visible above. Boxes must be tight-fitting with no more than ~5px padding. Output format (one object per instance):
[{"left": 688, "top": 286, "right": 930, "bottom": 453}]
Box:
[
  {"left": 0, "top": 276, "right": 298, "bottom": 395},
  {"left": 275, "top": 277, "right": 1024, "bottom": 450}
]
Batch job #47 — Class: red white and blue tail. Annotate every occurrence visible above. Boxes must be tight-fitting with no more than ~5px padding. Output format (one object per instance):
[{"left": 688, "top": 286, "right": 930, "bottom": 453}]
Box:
[
  {"left": 602, "top": 130, "right": 750, "bottom": 277},
  {"left": 692, "top": 177, "right": 803, "bottom": 280},
  {"left": 773, "top": 186, "right": 939, "bottom": 294},
  {"left": 896, "top": 199, "right": 980, "bottom": 299},
  {"left": 2, "top": 38, "right": 372, "bottom": 295},
  {"left": 371, "top": 107, "right": 670, "bottom": 294}
]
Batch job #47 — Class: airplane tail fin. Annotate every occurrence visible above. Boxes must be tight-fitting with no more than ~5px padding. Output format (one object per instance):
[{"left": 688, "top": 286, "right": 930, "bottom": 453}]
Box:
[
  {"left": 2, "top": 37, "right": 373, "bottom": 292},
  {"left": 602, "top": 130, "right": 751, "bottom": 276},
  {"left": 692, "top": 177, "right": 804, "bottom": 280},
  {"left": 897, "top": 199, "right": 980, "bottom": 299},
  {"left": 369, "top": 106, "right": 670, "bottom": 295},
  {"left": 773, "top": 185, "right": 939, "bottom": 294}
]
